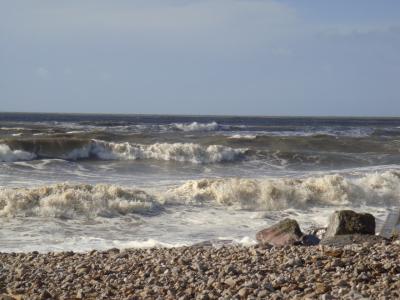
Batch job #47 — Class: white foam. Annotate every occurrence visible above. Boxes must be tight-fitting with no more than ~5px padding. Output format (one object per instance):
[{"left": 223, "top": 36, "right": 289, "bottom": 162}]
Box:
[
  {"left": 1, "top": 171, "right": 400, "bottom": 219},
  {"left": 0, "top": 144, "right": 36, "bottom": 162},
  {"left": 0, "top": 183, "right": 160, "bottom": 218},
  {"left": 0, "top": 140, "right": 246, "bottom": 164},
  {"left": 164, "top": 171, "right": 400, "bottom": 209},
  {"left": 90, "top": 141, "right": 246, "bottom": 164},
  {"left": 229, "top": 134, "right": 257, "bottom": 139},
  {"left": 112, "top": 238, "right": 188, "bottom": 249},
  {"left": 170, "top": 121, "right": 220, "bottom": 132}
]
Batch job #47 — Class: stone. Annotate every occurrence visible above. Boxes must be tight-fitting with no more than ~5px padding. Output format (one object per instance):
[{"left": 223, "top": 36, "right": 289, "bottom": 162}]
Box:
[
  {"left": 315, "top": 283, "right": 329, "bottom": 294},
  {"left": 324, "top": 248, "right": 343, "bottom": 258},
  {"left": 325, "top": 210, "right": 375, "bottom": 238},
  {"left": 224, "top": 277, "right": 237, "bottom": 287},
  {"left": 256, "top": 218, "right": 303, "bottom": 246},
  {"left": 0, "top": 295, "right": 16, "bottom": 300},
  {"left": 238, "top": 287, "right": 251, "bottom": 298},
  {"left": 258, "top": 290, "right": 268, "bottom": 297},
  {"left": 39, "top": 290, "right": 53, "bottom": 300},
  {"left": 320, "top": 293, "right": 334, "bottom": 300},
  {"left": 302, "top": 234, "right": 320, "bottom": 246}
]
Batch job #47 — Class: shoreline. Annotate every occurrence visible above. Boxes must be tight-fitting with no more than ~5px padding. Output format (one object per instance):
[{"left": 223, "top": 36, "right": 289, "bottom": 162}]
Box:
[{"left": 1, "top": 239, "right": 399, "bottom": 299}]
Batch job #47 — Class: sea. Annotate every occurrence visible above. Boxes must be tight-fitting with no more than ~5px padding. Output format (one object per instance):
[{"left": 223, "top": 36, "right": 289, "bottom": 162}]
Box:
[{"left": 1, "top": 113, "right": 400, "bottom": 252}]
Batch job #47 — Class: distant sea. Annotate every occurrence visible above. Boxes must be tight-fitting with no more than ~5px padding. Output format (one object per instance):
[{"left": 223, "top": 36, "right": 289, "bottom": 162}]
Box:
[{"left": 1, "top": 113, "right": 400, "bottom": 252}]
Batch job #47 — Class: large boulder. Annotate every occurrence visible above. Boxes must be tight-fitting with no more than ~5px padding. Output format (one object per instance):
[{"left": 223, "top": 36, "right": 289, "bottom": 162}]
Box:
[
  {"left": 256, "top": 218, "right": 303, "bottom": 246},
  {"left": 325, "top": 210, "right": 375, "bottom": 238}
]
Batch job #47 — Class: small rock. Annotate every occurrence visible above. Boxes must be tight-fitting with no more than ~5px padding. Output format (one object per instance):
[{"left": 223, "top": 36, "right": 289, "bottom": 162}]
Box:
[
  {"left": 258, "top": 290, "right": 268, "bottom": 297},
  {"left": 224, "top": 277, "right": 237, "bottom": 287},
  {"left": 39, "top": 290, "right": 53, "bottom": 300},
  {"left": 315, "top": 283, "right": 329, "bottom": 294},
  {"left": 320, "top": 293, "right": 334, "bottom": 300},
  {"left": 238, "top": 287, "right": 251, "bottom": 298}
]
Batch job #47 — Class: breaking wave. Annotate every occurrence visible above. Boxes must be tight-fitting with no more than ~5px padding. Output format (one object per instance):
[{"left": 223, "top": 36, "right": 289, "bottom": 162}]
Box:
[
  {"left": 91, "top": 141, "right": 245, "bottom": 163},
  {"left": 164, "top": 171, "right": 400, "bottom": 209},
  {"left": 170, "top": 121, "right": 221, "bottom": 132},
  {"left": 1, "top": 171, "right": 399, "bottom": 218},
  {"left": 0, "top": 140, "right": 246, "bottom": 164},
  {"left": 0, "top": 183, "right": 160, "bottom": 218},
  {"left": 0, "top": 144, "right": 36, "bottom": 162}
]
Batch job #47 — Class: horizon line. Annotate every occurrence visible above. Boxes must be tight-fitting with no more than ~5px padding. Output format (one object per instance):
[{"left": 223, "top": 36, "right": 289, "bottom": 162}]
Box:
[{"left": 1, "top": 111, "right": 400, "bottom": 119}]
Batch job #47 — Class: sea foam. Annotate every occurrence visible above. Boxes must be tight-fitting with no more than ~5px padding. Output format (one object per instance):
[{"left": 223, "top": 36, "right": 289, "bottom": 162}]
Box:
[
  {"left": 1, "top": 171, "right": 399, "bottom": 218},
  {"left": 91, "top": 141, "right": 245, "bottom": 164},
  {"left": 0, "top": 183, "right": 160, "bottom": 218}
]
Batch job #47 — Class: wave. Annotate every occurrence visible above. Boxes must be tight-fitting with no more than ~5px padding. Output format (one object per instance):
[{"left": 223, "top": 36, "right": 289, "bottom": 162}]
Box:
[
  {"left": 128, "top": 121, "right": 225, "bottom": 132},
  {"left": 226, "top": 134, "right": 400, "bottom": 154},
  {"left": 0, "top": 183, "right": 160, "bottom": 218},
  {"left": 170, "top": 121, "right": 221, "bottom": 132},
  {"left": 2, "top": 171, "right": 399, "bottom": 218},
  {"left": 73, "top": 121, "right": 225, "bottom": 132},
  {"left": 0, "top": 139, "right": 246, "bottom": 164},
  {"left": 93, "top": 141, "right": 245, "bottom": 163},
  {"left": 164, "top": 171, "right": 400, "bottom": 210},
  {"left": 0, "top": 144, "right": 36, "bottom": 162}
]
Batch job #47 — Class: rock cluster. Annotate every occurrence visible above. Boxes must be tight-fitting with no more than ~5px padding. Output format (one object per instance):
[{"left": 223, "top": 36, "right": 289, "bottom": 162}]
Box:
[
  {"left": 0, "top": 240, "right": 399, "bottom": 299},
  {"left": 256, "top": 210, "right": 378, "bottom": 248}
]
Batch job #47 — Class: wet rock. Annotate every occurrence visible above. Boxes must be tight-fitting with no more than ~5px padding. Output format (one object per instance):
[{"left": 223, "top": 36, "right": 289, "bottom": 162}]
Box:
[
  {"left": 325, "top": 210, "right": 375, "bottom": 238},
  {"left": 302, "top": 234, "right": 320, "bottom": 246},
  {"left": 256, "top": 218, "right": 303, "bottom": 246}
]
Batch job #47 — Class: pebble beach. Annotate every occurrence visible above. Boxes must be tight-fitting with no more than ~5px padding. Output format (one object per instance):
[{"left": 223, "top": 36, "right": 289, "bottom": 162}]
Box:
[{"left": 1, "top": 239, "right": 399, "bottom": 300}]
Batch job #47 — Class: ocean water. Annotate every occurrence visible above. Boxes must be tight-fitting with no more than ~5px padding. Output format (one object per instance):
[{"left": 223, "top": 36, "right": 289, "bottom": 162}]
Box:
[{"left": 1, "top": 113, "right": 400, "bottom": 252}]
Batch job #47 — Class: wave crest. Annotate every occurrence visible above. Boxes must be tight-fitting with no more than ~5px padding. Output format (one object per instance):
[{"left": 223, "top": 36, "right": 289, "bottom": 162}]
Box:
[
  {"left": 0, "top": 183, "right": 160, "bottom": 218},
  {"left": 170, "top": 121, "right": 221, "bottom": 132},
  {"left": 0, "top": 144, "right": 36, "bottom": 162},
  {"left": 1, "top": 171, "right": 399, "bottom": 218},
  {"left": 164, "top": 171, "right": 400, "bottom": 209},
  {"left": 0, "top": 140, "right": 246, "bottom": 164},
  {"left": 93, "top": 141, "right": 245, "bottom": 163}
]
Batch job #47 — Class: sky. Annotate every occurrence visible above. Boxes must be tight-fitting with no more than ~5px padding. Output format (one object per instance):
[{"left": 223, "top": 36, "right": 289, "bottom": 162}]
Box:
[{"left": 0, "top": 0, "right": 399, "bottom": 116}]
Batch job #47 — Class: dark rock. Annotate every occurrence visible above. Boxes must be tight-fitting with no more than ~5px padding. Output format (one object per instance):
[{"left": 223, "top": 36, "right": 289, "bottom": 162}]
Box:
[
  {"left": 325, "top": 210, "right": 375, "bottom": 238},
  {"left": 256, "top": 218, "right": 303, "bottom": 246},
  {"left": 301, "top": 234, "right": 320, "bottom": 246},
  {"left": 39, "top": 290, "right": 53, "bottom": 300}
]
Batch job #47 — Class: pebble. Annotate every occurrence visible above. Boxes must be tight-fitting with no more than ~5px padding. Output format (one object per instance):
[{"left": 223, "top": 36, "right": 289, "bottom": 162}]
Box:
[{"left": 0, "top": 240, "right": 398, "bottom": 299}]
